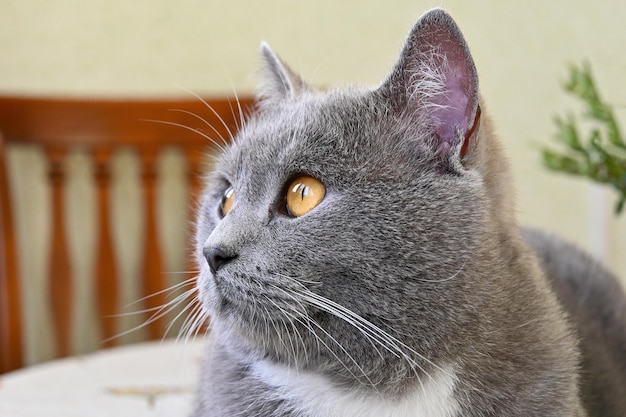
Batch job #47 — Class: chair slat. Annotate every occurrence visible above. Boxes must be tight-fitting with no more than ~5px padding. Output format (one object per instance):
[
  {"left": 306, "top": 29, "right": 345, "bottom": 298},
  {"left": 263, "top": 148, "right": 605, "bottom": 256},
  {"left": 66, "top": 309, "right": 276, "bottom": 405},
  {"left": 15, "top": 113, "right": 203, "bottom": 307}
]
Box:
[
  {"left": 140, "top": 150, "right": 166, "bottom": 339},
  {"left": 92, "top": 148, "right": 118, "bottom": 347},
  {"left": 46, "top": 147, "right": 73, "bottom": 358},
  {"left": 0, "top": 135, "right": 24, "bottom": 373}
]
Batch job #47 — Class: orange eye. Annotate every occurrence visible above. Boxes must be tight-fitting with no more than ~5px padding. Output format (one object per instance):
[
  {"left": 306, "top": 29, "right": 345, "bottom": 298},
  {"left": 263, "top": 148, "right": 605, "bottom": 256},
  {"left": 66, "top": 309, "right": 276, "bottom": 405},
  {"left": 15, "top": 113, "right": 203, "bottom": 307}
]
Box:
[
  {"left": 285, "top": 176, "right": 326, "bottom": 217},
  {"left": 220, "top": 186, "right": 234, "bottom": 217}
]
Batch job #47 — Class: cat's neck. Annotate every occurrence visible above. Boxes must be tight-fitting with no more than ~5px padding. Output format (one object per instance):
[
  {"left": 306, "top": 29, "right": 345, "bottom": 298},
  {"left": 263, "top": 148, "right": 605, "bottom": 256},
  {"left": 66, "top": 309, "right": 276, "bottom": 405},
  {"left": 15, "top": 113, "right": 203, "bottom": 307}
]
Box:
[
  {"left": 466, "top": 104, "right": 517, "bottom": 229},
  {"left": 250, "top": 357, "right": 460, "bottom": 417}
]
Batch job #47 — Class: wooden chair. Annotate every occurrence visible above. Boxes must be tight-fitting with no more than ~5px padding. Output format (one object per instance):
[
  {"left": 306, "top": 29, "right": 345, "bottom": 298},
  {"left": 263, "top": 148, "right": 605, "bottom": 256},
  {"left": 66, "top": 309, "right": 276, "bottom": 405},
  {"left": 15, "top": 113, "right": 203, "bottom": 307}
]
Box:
[{"left": 0, "top": 95, "right": 254, "bottom": 374}]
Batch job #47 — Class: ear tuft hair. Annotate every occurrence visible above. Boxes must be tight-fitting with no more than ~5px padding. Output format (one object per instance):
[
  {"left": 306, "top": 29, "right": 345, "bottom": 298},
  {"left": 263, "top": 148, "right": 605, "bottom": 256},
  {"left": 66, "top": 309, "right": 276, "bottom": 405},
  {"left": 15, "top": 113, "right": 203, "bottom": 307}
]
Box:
[{"left": 257, "top": 42, "right": 307, "bottom": 102}]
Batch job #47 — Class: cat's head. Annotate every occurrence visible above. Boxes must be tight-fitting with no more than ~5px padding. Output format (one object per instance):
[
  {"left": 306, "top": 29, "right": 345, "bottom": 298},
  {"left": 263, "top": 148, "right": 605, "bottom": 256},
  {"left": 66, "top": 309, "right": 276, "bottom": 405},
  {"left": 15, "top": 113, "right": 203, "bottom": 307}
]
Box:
[{"left": 195, "top": 8, "right": 512, "bottom": 388}]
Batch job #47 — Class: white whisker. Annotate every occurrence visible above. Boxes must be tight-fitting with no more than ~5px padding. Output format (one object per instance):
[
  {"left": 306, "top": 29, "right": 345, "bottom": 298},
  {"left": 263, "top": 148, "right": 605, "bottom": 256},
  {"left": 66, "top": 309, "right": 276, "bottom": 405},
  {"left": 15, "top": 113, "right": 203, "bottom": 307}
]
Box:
[
  {"left": 140, "top": 118, "right": 227, "bottom": 153},
  {"left": 173, "top": 85, "right": 237, "bottom": 142},
  {"left": 102, "top": 287, "right": 194, "bottom": 344},
  {"left": 167, "top": 108, "right": 229, "bottom": 146},
  {"left": 163, "top": 293, "right": 200, "bottom": 341},
  {"left": 180, "top": 299, "right": 209, "bottom": 345},
  {"left": 123, "top": 277, "right": 196, "bottom": 309}
]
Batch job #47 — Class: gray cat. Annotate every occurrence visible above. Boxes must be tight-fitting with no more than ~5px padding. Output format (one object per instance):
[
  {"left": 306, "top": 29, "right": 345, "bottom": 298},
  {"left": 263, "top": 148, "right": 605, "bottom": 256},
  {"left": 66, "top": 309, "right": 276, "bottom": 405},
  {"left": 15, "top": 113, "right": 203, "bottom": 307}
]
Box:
[{"left": 191, "top": 8, "right": 626, "bottom": 417}]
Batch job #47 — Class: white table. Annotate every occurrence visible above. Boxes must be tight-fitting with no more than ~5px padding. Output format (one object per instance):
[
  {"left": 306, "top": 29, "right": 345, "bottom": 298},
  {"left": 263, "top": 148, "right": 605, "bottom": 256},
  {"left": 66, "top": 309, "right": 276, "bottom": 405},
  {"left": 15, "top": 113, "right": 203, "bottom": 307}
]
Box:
[{"left": 0, "top": 339, "right": 206, "bottom": 417}]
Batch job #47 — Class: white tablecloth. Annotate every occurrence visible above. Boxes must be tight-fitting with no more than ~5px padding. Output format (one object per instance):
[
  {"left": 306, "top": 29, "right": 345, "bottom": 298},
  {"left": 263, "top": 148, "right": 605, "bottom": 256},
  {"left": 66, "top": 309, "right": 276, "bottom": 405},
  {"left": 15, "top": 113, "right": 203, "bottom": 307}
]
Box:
[{"left": 0, "top": 339, "right": 206, "bottom": 417}]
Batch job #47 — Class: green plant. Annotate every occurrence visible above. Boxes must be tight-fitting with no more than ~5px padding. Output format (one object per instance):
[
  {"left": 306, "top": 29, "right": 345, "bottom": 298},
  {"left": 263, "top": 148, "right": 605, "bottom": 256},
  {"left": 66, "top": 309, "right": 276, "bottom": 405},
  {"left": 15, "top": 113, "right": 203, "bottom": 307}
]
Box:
[{"left": 541, "top": 63, "right": 626, "bottom": 214}]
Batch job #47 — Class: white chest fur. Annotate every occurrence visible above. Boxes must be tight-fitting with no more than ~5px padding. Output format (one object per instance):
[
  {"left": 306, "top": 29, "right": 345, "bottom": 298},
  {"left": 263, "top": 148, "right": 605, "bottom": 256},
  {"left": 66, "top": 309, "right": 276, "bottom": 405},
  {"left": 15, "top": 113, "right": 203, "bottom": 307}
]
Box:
[{"left": 251, "top": 360, "right": 460, "bottom": 417}]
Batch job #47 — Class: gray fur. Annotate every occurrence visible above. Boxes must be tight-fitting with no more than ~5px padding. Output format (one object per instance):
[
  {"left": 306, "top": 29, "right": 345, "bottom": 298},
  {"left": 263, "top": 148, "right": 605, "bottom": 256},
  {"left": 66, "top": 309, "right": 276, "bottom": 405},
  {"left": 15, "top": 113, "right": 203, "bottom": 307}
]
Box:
[
  {"left": 523, "top": 228, "right": 626, "bottom": 416},
  {"left": 191, "top": 8, "right": 626, "bottom": 417}
]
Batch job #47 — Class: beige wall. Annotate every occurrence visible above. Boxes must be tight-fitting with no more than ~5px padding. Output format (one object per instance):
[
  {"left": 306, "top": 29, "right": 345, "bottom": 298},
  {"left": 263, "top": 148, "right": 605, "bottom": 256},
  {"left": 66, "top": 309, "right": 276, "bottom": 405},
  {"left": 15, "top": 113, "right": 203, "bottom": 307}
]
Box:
[{"left": 1, "top": 0, "right": 625, "bottom": 362}]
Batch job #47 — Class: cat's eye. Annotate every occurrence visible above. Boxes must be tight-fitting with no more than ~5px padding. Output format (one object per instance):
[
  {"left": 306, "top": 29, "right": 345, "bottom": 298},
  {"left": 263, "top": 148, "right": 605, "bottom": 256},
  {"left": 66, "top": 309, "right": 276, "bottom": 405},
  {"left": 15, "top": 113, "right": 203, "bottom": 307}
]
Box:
[
  {"left": 285, "top": 176, "right": 326, "bottom": 217},
  {"left": 220, "top": 186, "right": 235, "bottom": 217}
]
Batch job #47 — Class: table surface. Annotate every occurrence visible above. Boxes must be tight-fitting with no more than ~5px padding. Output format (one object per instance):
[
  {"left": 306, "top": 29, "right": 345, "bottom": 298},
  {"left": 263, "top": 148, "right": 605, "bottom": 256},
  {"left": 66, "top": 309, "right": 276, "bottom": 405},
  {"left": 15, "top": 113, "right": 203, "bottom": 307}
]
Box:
[{"left": 0, "top": 339, "right": 206, "bottom": 417}]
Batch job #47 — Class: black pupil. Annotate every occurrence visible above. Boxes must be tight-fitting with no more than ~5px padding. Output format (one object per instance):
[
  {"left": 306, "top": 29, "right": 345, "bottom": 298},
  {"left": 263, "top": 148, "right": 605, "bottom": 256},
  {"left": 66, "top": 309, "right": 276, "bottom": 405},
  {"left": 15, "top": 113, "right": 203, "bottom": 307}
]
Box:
[{"left": 300, "top": 185, "right": 308, "bottom": 200}]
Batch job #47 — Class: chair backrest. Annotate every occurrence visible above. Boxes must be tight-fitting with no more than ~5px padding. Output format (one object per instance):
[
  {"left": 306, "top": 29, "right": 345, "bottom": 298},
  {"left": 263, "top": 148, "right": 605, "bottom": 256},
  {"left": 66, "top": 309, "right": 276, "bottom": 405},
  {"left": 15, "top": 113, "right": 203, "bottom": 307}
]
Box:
[{"left": 0, "top": 95, "right": 253, "bottom": 373}]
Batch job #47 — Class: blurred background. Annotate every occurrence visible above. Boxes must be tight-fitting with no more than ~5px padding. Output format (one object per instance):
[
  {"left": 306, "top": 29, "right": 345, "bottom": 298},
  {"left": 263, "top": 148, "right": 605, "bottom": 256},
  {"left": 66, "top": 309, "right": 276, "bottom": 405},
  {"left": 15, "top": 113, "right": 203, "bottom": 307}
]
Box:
[{"left": 1, "top": 0, "right": 625, "bottom": 366}]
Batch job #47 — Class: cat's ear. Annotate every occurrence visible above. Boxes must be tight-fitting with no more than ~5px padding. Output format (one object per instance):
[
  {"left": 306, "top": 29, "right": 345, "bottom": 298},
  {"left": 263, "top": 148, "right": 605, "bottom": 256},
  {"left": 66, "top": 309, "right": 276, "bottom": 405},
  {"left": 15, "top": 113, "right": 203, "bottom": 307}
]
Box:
[
  {"left": 257, "top": 42, "right": 307, "bottom": 101},
  {"left": 379, "top": 8, "right": 480, "bottom": 163}
]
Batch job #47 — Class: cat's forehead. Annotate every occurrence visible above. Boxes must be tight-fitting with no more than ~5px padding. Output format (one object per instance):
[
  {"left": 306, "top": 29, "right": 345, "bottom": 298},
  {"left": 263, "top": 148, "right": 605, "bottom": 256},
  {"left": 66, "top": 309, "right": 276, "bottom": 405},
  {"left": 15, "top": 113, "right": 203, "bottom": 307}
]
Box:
[{"left": 220, "top": 91, "right": 379, "bottom": 180}]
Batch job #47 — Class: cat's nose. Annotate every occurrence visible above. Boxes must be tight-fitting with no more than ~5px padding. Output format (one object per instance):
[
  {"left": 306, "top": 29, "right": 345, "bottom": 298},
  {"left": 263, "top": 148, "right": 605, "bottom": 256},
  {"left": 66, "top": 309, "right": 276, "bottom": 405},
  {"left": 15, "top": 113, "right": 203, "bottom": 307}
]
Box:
[{"left": 203, "top": 245, "right": 237, "bottom": 274}]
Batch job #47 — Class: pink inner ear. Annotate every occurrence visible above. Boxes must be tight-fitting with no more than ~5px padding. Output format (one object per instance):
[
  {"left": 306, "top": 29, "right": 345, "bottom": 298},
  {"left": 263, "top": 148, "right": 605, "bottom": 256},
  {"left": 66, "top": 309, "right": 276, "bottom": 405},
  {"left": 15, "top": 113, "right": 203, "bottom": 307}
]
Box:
[
  {"left": 429, "top": 67, "right": 472, "bottom": 158},
  {"left": 419, "top": 31, "right": 477, "bottom": 159}
]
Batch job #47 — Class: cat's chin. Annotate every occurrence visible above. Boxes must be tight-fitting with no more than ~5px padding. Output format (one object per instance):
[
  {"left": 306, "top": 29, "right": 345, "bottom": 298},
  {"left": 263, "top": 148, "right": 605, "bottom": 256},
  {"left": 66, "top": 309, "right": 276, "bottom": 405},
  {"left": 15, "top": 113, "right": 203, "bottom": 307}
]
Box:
[{"left": 209, "top": 315, "right": 298, "bottom": 369}]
